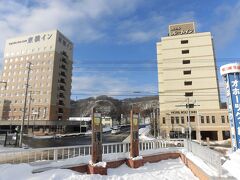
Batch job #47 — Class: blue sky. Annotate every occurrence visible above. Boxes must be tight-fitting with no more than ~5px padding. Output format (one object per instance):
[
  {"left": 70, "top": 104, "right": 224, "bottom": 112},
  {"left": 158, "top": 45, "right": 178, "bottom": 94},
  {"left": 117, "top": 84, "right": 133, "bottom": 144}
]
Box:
[{"left": 0, "top": 0, "right": 240, "bottom": 100}]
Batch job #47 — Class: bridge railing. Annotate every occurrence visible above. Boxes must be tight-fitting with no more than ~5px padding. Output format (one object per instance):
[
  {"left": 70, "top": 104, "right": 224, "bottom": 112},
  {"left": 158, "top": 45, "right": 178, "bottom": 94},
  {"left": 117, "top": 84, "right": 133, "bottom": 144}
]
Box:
[
  {"left": 0, "top": 139, "right": 179, "bottom": 164},
  {"left": 184, "top": 139, "right": 223, "bottom": 176}
]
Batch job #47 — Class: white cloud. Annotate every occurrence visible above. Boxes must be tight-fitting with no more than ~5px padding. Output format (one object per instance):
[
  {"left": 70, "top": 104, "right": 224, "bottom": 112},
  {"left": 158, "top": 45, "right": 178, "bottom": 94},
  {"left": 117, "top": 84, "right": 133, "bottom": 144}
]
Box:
[
  {"left": 0, "top": 0, "right": 197, "bottom": 51},
  {"left": 211, "top": 1, "right": 240, "bottom": 48},
  {"left": 71, "top": 74, "right": 157, "bottom": 98},
  {"left": 0, "top": 0, "right": 142, "bottom": 51},
  {"left": 115, "top": 11, "right": 195, "bottom": 43}
]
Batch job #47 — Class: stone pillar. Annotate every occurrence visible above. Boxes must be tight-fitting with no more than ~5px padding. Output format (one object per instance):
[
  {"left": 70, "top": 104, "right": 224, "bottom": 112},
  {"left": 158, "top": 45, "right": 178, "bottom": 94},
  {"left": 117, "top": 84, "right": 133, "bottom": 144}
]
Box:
[
  {"left": 88, "top": 108, "right": 107, "bottom": 175},
  {"left": 91, "top": 108, "right": 102, "bottom": 163},
  {"left": 127, "top": 108, "right": 144, "bottom": 168},
  {"left": 130, "top": 109, "right": 139, "bottom": 158}
]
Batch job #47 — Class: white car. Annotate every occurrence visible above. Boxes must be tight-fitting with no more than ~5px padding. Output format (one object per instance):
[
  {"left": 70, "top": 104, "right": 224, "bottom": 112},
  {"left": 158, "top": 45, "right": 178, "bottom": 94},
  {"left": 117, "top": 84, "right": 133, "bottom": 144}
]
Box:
[{"left": 111, "top": 126, "right": 121, "bottom": 134}]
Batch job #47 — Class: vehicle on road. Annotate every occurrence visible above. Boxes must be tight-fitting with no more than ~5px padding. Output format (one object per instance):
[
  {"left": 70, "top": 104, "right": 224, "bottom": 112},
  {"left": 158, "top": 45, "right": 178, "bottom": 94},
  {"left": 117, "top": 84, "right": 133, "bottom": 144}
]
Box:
[{"left": 111, "top": 126, "right": 121, "bottom": 134}]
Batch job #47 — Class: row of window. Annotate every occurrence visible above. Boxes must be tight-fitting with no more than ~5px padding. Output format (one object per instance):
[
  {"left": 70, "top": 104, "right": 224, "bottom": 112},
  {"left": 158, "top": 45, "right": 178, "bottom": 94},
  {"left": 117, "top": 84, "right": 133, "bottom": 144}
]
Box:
[
  {"left": 0, "top": 91, "right": 50, "bottom": 97},
  {"left": 162, "top": 115, "right": 229, "bottom": 124},
  {"left": 5, "top": 47, "right": 54, "bottom": 57},
  {"left": 1, "top": 81, "right": 51, "bottom": 91},
  {"left": 2, "top": 98, "right": 49, "bottom": 104},
  {"left": 2, "top": 73, "right": 52, "bottom": 81},
  {"left": 4, "top": 61, "right": 53, "bottom": 70},
  {"left": 2, "top": 68, "right": 52, "bottom": 78}
]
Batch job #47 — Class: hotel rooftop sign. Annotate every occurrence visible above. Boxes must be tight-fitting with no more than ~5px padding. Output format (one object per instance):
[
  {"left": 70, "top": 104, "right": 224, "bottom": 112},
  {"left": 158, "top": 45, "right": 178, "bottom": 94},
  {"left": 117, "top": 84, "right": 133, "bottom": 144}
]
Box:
[{"left": 169, "top": 22, "right": 195, "bottom": 36}]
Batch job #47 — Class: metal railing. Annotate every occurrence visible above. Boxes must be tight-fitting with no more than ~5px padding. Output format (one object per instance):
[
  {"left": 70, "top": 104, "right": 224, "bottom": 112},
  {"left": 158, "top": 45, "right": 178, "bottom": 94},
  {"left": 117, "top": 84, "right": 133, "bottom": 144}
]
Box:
[
  {"left": 0, "top": 139, "right": 172, "bottom": 164},
  {"left": 184, "top": 139, "right": 223, "bottom": 176}
]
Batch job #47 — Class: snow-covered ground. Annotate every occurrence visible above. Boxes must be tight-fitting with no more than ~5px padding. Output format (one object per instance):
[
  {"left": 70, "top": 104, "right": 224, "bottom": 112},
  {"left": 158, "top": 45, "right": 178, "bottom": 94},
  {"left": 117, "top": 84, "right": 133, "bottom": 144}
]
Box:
[
  {"left": 223, "top": 150, "right": 240, "bottom": 179},
  {"left": 0, "top": 145, "right": 23, "bottom": 153},
  {"left": 0, "top": 158, "right": 198, "bottom": 180},
  {"left": 139, "top": 125, "right": 155, "bottom": 141}
]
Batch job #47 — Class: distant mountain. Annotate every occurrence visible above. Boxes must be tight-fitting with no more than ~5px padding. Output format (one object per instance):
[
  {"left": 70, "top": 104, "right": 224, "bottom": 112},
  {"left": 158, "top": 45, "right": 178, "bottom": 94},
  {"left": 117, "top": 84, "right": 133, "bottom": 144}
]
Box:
[{"left": 70, "top": 95, "right": 159, "bottom": 120}]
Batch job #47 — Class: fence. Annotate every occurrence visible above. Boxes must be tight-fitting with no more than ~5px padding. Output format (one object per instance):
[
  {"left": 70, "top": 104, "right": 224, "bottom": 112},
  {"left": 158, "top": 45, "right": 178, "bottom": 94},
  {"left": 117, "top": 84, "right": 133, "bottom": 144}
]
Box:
[
  {"left": 0, "top": 139, "right": 172, "bottom": 165},
  {"left": 184, "top": 139, "right": 223, "bottom": 176}
]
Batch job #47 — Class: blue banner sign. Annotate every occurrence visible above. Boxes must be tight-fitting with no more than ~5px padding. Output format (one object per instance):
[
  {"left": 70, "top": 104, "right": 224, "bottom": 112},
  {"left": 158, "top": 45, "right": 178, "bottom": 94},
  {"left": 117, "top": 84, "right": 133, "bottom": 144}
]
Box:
[{"left": 221, "top": 63, "right": 240, "bottom": 151}]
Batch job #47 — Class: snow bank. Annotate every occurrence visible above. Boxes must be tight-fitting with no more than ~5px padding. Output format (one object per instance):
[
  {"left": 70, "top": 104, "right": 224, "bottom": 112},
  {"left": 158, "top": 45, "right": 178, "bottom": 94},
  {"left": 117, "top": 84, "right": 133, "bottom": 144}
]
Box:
[
  {"left": 89, "top": 161, "right": 107, "bottom": 168},
  {"left": 181, "top": 149, "right": 218, "bottom": 177},
  {"left": 223, "top": 150, "right": 240, "bottom": 179},
  {"left": 32, "top": 135, "right": 55, "bottom": 139},
  {"left": 85, "top": 127, "right": 112, "bottom": 135},
  {"left": 139, "top": 125, "right": 155, "bottom": 141},
  {"left": 0, "top": 158, "right": 198, "bottom": 180},
  {"left": 0, "top": 145, "right": 25, "bottom": 153},
  {"left": 129, "top": 156, "right": 143, "bottom": 161}
]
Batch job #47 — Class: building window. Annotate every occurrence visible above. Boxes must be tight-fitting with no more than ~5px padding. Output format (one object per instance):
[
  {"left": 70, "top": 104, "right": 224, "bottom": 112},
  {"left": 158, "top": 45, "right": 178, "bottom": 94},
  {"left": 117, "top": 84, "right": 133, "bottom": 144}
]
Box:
[
  {"left": 190, "top": 116, "right": 195, "bottom": 122},
  {"left": 212, "top": 116, "right": 215, "bottom": 123},
  {"left": 201, "top": 116, "right": 204, "bottom": 123},
  {"left": 171, "top": 117, "right": 174, "bottom": 124},
  {"left": 221, "top": 116, "right": 225, "bottom": 123},
  {"left": 183, "top": 60, "right": 190, "bottom": 64},
  {"left": 182, "top": 50, "right": 189, "bottom": 54},
  {"left": 162, "top": 117, "right": 166, "bottom": 124},
  {"left": 176, "top": 117, "right": 179, "bottom": 124},
  {"left": 184, "top": 81, "right": 192, "bottom": 86},
  {"left": 183, "top": 70, "right": 191, "bottom": 75},
  {"left": 181, "top": 40, "right": 188, "bottom": 44},
  {"left": 227, "top": 116, "right": 229, "bottom": 123},
  {"left": 181, "top": 117, "right": 184, "bottom": 124},
  {"left": 185, "top": 92, "right": 193, "bottom": 97},
  {"left": 206, "top": 116, "right": 210, "bottom": 123}
]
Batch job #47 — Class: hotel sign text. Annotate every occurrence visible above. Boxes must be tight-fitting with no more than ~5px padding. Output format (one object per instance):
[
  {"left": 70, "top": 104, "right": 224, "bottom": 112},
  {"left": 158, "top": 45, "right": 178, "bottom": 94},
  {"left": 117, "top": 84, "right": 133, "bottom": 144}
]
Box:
[{"left": 169, "top": 22, "right": 195, "bottom": 36}]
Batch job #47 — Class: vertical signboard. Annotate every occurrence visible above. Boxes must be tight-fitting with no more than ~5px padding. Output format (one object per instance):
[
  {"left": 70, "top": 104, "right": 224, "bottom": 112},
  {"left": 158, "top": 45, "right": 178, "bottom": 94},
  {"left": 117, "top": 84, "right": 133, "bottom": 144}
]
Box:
[
  {"left": 91, "top": 108, "right": 102, "bottom": 163},
  {"left": 130, "top": 109, "right": 139, "bottom": 158},
  {"left": 221, "top": 63, "right": 240, "bottom": 151}
]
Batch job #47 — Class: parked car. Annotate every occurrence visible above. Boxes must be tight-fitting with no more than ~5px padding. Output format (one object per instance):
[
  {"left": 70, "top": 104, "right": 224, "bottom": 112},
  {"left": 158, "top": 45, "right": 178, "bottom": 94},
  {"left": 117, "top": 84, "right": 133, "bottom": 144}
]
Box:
[{"left": 111, "top": 126, "right": 121, "bottom": 134}]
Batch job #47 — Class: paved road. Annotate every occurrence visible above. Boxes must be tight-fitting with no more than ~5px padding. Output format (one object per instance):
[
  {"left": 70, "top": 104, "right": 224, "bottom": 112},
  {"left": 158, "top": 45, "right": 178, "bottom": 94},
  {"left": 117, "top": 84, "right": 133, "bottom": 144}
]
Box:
[{"left": 23, "top": 126, "right": 131, "bottom": 148}]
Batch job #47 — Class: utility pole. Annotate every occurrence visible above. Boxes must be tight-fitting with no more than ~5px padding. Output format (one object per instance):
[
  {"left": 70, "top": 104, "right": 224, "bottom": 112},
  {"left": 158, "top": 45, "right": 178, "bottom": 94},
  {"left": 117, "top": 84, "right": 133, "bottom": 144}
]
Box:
[
  {"left": 27, "top": 90, "right": 40, "bottom": 134},
  {"left": 19, "top": 62, "right": 32, "bottom": 147},
  {"left": 176, "top": 98, "right": 199, "bottom": 141},
  {"left": 187, "top": 98, "right": 191, "bottom": 141},
  {"left": 27, "top": 91, "right": 33, "bottom": 132}
]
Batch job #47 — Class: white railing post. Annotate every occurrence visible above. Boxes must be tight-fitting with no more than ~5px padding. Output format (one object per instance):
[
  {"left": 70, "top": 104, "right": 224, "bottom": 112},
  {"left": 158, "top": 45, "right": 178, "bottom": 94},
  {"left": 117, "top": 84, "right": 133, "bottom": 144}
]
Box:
[
  {"left": 123, "top": 143, "right": 126, "bottom": 153},
  {"left": 54, "top": 149, "right": 58, "bottom": 161}
]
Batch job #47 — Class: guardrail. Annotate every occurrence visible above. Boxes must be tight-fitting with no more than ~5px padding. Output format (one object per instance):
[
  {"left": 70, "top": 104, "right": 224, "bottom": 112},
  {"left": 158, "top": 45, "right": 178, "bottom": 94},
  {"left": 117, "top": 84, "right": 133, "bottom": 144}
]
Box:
[
  {"left": 0, "top": 139, "right": 174, "bottom": 164},
  {"left": 184, "top": 139, "right": 223, "bottom": 176}
]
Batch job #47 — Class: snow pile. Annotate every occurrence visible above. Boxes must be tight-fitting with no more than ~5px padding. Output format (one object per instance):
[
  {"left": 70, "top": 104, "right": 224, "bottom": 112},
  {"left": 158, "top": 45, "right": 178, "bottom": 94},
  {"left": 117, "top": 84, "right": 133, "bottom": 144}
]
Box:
[
  {"left": 0, "top": 145, "right": 25, "bottom": 153},
  {"left": 129, "top": 156, "right": 143, "bottom": 161},
  {"left": 223, "top": 149, "right": 240, "bottom": 179},
  {"left": 89, "top": 161, "right": 107, "bottom": 168},
  {"left": 33, "top": 135, "right": 55, "bottom": 139},
  {"left": 0, "top": 163, "right": 33, "bottom": 180},
  {"left": 0, "top": 158, "right": 198, "bottom": 180},
  {"left": 196, "top": 139, "right": 231, "bottom": 146},
  {"left": 139, "top": 126, "right": 155, "bottom": 141},
  {"left": 181, "top": 149, "right": 218, "bottom": 177},
  {"left": 85, "top": 127, "right": 112, "bottom": 135}
]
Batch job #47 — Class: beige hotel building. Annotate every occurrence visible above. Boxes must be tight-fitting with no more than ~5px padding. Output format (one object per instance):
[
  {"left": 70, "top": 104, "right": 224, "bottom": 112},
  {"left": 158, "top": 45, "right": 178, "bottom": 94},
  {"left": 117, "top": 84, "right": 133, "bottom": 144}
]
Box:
[
  {"left": 157, "top": 22, "right": 229, "bottom": 141},
  {"left": 0, "top": 30, "right": 73, "bottom": 125}
]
